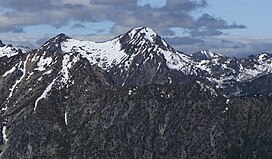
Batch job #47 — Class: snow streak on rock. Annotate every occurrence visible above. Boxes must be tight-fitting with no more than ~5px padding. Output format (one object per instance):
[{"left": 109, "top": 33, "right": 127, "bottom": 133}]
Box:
[
  {"left": 2, "top": 125, "right": 8, "bottom": 143},
  {"left": 65, "top": 112, "right": 68, "bottom": 125},
  {"left": 5, "top": 55, "right": 30, "bottom": 110},
  {"left": 58, "top": 54, "right": 79, "bottom": 88},
  {"left": 34, "top": 78, "right": 57, "bottom": 112},
  {"left": 2, "top": 65, "right": 17, "bottom": 77}
]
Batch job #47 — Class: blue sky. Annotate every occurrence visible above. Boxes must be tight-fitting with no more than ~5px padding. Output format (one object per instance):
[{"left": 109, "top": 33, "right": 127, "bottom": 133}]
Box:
[
  {"left": 205, "top": 0, "right": 272, "bottom": 36},
  {"left": 0, "top": 0, "right": 271, "bottom": 57}
]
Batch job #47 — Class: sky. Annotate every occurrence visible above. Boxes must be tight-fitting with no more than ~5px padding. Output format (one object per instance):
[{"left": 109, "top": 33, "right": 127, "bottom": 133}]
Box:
[{"left": 0, "top": 0, "right": 271, "bottom": 57}]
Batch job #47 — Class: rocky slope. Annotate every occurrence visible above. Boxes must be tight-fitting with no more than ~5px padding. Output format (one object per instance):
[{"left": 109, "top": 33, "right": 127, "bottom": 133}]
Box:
[{"left": 0, "top": 27, "right": 271, "bottom": 158}]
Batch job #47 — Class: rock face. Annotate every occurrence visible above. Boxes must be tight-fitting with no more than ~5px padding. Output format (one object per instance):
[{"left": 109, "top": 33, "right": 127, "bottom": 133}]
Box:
[{"left": 0, "top": 27, "right": 272, "bottom": 158}]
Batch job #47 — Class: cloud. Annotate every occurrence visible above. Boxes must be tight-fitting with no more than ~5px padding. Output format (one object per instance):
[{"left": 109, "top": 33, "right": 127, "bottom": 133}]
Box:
[
  {"left": 165, "top": 37, "right": 204, "bottom": 45},
  {"left": 71, "top": 23, "right": 86, "bottom": 29},
  {"left": 0, "top": 33, "right": 51, "bottom": 48},
  {"left": 190, "top": 14, "right": 246, "bottom": 37},
  {"left": 167, "top": 36, "right": 272, "bottom": 57},
  {"left": 0, "top": 0, "right": 245, "bottom": 37},
  {"left": 163, "top": 0, "right": 207, "bottom": 11},
  {"left": 12, "top": 27, "right": 24, "bottom": 33}
]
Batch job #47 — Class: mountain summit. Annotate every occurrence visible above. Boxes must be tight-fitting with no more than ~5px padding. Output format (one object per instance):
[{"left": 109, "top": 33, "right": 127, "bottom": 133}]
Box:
[
  {"left": 120, "top": 27, "right": 173, "bottom": 52},
  {"left": 39, "top": 33, "right": 71, "bottom": 54},
  {"left": 127, "top": 27, "right": 159, "bottom": 43}
]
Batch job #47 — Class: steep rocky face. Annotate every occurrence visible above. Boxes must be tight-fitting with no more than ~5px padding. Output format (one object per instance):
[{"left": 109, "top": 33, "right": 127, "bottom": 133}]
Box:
[
  {"left": 0, "top": 49, "right": 114, "bottom": 158},
  {"left": 110, "top": 27, "right": 178, "bottom": 86},
  {"left": 39, "top": 33, "right": 71, "bottom": 54}
]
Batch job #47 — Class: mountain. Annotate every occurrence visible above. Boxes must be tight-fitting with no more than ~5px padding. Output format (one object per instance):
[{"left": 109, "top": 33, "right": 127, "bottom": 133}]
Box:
[
  {"left": 0, "top": 27, "right": 272, "bottom": 158},
  {"left": 38, "top": 27, "right": 195, "bottom": 86},
  {"left": 0, "top": 41, "right": 22, "bottom": 58},
  {"left": 192, "top": 50, "right": 225, "bottom": 60},
  {"left": 35, "top": 27, "right": 272, "bottom": 95}
]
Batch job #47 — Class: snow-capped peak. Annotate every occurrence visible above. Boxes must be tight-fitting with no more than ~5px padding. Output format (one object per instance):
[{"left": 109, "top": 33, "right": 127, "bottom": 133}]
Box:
[
  {"left": 53, "top": 33, "right": 71, "bottom": 41},
  {"left": 257, "top": 53, "right": 272, "bottom": 62},
  {"left": 121, "top": 27, "right": 170, "bottom": 51},
  {"left": 39, "top": 33, "right": 71, "bottom": 54},
  {"left": 0, "top": 42, "right": 22, "bottom": 58},
  {"left": 128, "top": 27, "right": 158, "bottom": 44},
  {"left": 192, "top": 50, "right": 225, "bottom": 60}
]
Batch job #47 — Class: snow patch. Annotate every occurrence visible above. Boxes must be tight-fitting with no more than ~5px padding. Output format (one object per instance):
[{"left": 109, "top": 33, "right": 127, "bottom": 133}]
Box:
[
  {"left": 61, "top": 38, "right": 126, "bottom": 70},
  {"left": 258, "top": 53, "right": 268, "bottom": 61},
  {"left": 65, "top": 112, "right": 68, "bottom": 125},
  {"left": 238, "top": 67, "right": 263, "bottom": 81},
  {"left": 161, "top": 49, "right": 195, "bottom": 74},
  {"left": 43, "top": 70, "right": 52, "bottom": 75},
  {"left": 195, "top": 60, "right": 212, "bottom": 74},
  {"left": 128, "top": 87, "right": 138, "bottom": 95},
  {"left": 129, "top": 27, "right": 157, "bottom": 44},
  {"left": 2, "top": 125, "right": 8, "bottom": 143},
  {"left": 142, "top": 27, "right": 157, "bottom": 43},
  {"left": 226, "top": 99, "right": 230, "bottom": 104},
  {"left": 58, "top": 54, "right": 79, "bottom": 88},
  {"left": 222, "top": 107, "right": 229, "bottom": 113},
  {"left": 168, "top": 77, "right": 172, "bottom": 84},
  {"left": 196, "top": 81, "right": 217, "bottom": 96},
  {"left": 35, "top": 56, "right": 53, "bottom": 71},
  {"left": 26, "top": 72, "right": 34, "bottom": 80},
  {"left": 1, "top": 107, "right": 7, "bottom": 111}
]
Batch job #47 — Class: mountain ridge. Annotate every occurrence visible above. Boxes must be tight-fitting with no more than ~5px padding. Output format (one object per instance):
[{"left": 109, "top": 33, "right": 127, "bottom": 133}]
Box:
[{"left": 1, "top": 26, "right": 272, "bottom": 96}]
